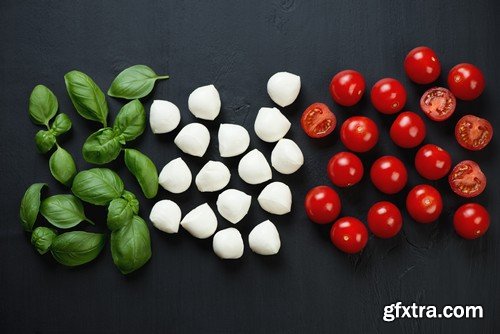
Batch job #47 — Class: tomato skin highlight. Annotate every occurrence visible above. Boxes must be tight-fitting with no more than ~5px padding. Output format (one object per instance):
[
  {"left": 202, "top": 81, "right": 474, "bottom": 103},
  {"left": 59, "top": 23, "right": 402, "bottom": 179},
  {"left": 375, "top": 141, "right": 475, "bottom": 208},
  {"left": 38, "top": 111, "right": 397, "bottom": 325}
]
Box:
[
  {"left": 370, "top": 78, "right": 407, "bottom": 114},
  {"left": 370, "top": 156, "right": 408, "bottom": 194},
  {"left": 453, "top": 203, "right": 490, "bottom": 239},
  {"left": 449, "top": 160, "right": 486, "bottom": 198},
  {"left": 300, "top": 103, "right": 337, "bottom": 138},
  {"left": 340, "top": 116, "right": 379, "bottom": 153},
  {"left": 420, "top": 87, "right": 456, "bottom": 121},
  {"left": 390, "top": 111, "right": 426, "bottom": 148},
  {"left": 367, "top": 201, "right": 402, "bottom": 238},
  {"left": 329, "top": 70, "right": 366, "bottom": 106},
  {"left": 455, "top": 115, "right": 493, "bottom": 151},
  {"left": 330, "top": 217, "right": 368, "bottom": 254},
  {"left": 304, "top": 186, "right": 341, "bottom": 224},
  {"left": 327, "top": 152, "right": 364, "bottom": 187},
  {"left": 404, "top": 46, "right": 441, "bottom": 84},
  {"left": 447, "top": 63, "right": 485, "bottom": 101},
  {"left": 414, "top": 144, "right": 452, "bottom": 180},
  {"left": 406, "top": 184, "right": 443, "bottom": 224}
]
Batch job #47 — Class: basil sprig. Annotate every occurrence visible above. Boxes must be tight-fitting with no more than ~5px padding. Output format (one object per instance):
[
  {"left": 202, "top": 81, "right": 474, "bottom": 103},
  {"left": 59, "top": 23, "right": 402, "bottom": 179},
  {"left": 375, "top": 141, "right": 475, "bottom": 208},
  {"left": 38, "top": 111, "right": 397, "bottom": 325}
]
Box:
[{"left": 108, "top": 65, "right": 169, "bottom": 100}]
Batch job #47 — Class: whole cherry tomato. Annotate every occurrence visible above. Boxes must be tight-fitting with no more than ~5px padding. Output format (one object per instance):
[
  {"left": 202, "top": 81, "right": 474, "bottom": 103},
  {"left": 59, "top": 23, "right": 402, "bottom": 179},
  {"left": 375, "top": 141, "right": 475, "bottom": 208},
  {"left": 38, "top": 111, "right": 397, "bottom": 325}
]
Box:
[
  {"left": 449, "top": 160, "right": 486, "bottom": 198},
  {"left": 367, "top": 201, "right": 403, "bottom": 238},
  {"left": 414, "top": 144, "right": 452, "bottom": 180},
  {"left": 406, "top": 184, "right": 443, "bottom": 224},
  {"left": 304, "top": 186, "right": 341, "bottom": 224},
  {"left": 330, "top": 217, "right": 368, "bottom": 253},
  {"left": 420, "top": 87, "right": 456, "bottom": 121},
  {"left": 447, "top": 63, "right": 485, "bottom": 100},
  {"left": 340, "top": 116, "right": 379, "bottom": 152},
  {"left": 370, "top": 156, "right": 408, "bottom": 194},
  {"left": 455, "top": 115, "right": 493, "bottom": 151},
  {"left": 327, "top": 151, "right": 364, "bottom": 187},
  {"left": 390, "top": 111, "right": 426, "bottom": 148},
  {"left": 404, "top": 46, "right": 441, "bottom": 84},
  {"left": 329, "top": 70, "right": 366, "bottom": 106},
  {"left": 453, "top": 203, "right": 490, "bottom": 239},
  {"left": 371, "top": 78, "right": 407, "bottom": 114},
  {"left": 300, "top": 103, "right": 337, "bottom": 138}
]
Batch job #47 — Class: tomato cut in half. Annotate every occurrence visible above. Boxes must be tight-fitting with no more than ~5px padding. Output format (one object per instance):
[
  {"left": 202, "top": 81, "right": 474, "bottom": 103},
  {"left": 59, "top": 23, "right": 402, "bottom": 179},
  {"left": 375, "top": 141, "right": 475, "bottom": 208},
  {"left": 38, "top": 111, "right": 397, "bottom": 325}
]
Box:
[
  {"left": 448, "top": 160, "right": 486, "bottom": 198},
  {"left": 329, "top": 70, "right": 366, "bottom": 106},
  {"left": 330, "top": 217, "right": 368, "bottom": 254},
  {"left": 455, "top": 115, "right": 493, "bottom": 151},
  {"left": 447, "top": 63, "right": 485, "bottom": 101},
  {"left": 420, "top": 87, "right": 456, "bottom": 121},
  {"left": 453, "top": 203, "right": 490, "bottom": 239},
  {"left": 404, "top": 46, "right": 441, "bottom": 84},
  {"left": 300, "top": 103, "right": 337, "bottom": 138}
]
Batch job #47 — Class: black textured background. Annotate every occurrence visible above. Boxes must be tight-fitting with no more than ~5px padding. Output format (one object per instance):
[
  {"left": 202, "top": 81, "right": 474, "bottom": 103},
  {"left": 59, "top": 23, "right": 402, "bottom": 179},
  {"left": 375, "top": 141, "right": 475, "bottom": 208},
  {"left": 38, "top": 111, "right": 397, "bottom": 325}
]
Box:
[{"left": 1, "top": 1, "right": 499, "bottom": 333}]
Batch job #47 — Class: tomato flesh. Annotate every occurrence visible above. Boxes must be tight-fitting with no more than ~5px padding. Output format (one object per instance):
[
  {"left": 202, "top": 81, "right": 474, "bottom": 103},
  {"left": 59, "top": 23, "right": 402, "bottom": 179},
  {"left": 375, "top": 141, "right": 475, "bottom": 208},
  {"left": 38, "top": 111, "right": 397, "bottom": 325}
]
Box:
[
  {"left": 455, "top": 115, "right": 493, "bottom": 151},
  {"left": 367, "top": 201, "right": 402, "bottom": 238},
  {"left": 370, "top": 156, "right": 408, "bottom": 194},
  {"left": 329, "top": 70, "right": 366, "bottom": 106},
  {"left": 414, "top": 144, "right": 451, "bottom": 180},
  {"left": 304, "top": 186, "right": 342, "bottom": 224},
  {"left": 406, "top": 184, "right": 443, "bottom": 224},
  {"left": 420, "top": 87, "right": 456, "bottom": 121},
  {"left": 449, "top": 160, "right": 486, "bottom": 198},
  {"left": 300, "top": 103, "right": 336, "bottom": 138},
  {"left": 404, "top": 46, "right": 441, "bottom": 84},
  {"left": 453, "top": 203, "right": 490, "bottom": 239},
  {"left": 340, "top": 116, "right": 379, "bottom": 152},
  {"left": 330, "top": 217, "right": 368, "bottom": 253},
  {"left": 447, "top": 63, "right": 485, "bottom": 101},
  {"left": 327, "top": 151, "right": 364, "bottom": 187},
  {"left": 390, "top": 111, "right": 426, "bottom": 148}
]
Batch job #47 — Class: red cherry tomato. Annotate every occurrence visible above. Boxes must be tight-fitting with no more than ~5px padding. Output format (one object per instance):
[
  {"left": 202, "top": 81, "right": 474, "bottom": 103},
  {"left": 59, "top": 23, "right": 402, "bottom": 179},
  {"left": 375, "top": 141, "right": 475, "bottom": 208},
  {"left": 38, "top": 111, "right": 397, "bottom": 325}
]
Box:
[
  {"left": 447, "top": 63, "right": 485, "bottom": 100},
  {"left": 327, "top": 151, "right": 364, "bottom": 187},
  {"left": 414, "top": 144, "right": 452, "bottom": 180},
  {"left": 404, "top": 46, "right": 441, "bottom": 84},
  {"left": 370, "top": 156, "right": 408, "bottom": 194},
  {"left": 300, "top": 103, "right": 337, "bottom": 138},
  {"left": 406, "top": 184, "right": 443, "bottom": 224},
  {"left": 390, "top": 111, "right": 426, "bottom": 148},
  {"left": 449, "top": 160, "right": 486, "bottom": 198},
  {"left": 330, "top": 217, "right": 368, "bottom": 253},
  {"left": 304, "top": 186, "right": 341, "bottom": 224},
  {"left": 329, "top": 70, "right": 366, "bottom": 106},
  {"left": 340, "top": 116, "right": 379, "bottom": 152},
  {"left": 420, "top": 87, "right": 456, "bottom": 121},
  {"left": 370, "top": 78, "right": 407, "bottom": 114},
  {"left": 367, "top": 201, "right": 403, "bottom": 238},
  {"left": 455, "top": 115, "right": 493, "bottom": 151},
  {"left": 453, "top": 203, "right": 490, "bottom": 239}
]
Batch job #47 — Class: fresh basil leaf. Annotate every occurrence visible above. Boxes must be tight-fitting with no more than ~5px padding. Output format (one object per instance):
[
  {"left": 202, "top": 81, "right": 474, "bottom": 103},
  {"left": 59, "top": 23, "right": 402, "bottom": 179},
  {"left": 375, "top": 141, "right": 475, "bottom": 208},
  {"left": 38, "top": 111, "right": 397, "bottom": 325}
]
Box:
[
  {"left": 40, "top": 194, "right": 92, "bottom": 229},
  {"left": 71, "top": 168, "right": 124, "bottom": 206},
  {"left": 50, "top": 231, "right": 106, "bottom": 267},
  {"left": 35, "top": 130, "right": 56, "bottom": 153},
  {"left": 82, "top": 127, "right": 122, "bottom": 164},
  {"left": 49, "top": 146, "right": 77, "bottom": 186},
  {"left": 107, "top": 198, "right": 134, "bottom": 231},
  {"left": 64, "top": 70, "right": 108, "bottom": 126},
  {"left": 112, "top": 99, "right": 146, "bottom": 141},
  {"left": 29, "top": 85, "right": 58, "bottom": 126},
  {"left": 111, "top": 215, "right": 151, "bottom": 274},
  {"left": 31, "top": 227, "right": 57, "bottom": 255},
  {"left": 124, "top": 149, "right": 158, "bottom": 199},
  {"left": 122, "top": 190, "right": 139, "bottom": 214},
  {"left": 50, "top": 113, "right": 72, "bottom": 136},
  {"left": 19, "top": 183, "right": 47, "bottom": 232},
  {"left": 107, "top": 65, "right": 169, "bottom": 99}
]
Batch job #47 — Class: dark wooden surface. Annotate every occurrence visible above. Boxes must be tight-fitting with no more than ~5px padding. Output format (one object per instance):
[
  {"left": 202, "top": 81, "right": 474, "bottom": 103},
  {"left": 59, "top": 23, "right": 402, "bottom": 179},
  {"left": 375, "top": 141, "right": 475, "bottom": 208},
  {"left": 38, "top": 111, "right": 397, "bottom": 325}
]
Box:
[{"left": 1, "top": 1, "right": 499, "bottom": 333}]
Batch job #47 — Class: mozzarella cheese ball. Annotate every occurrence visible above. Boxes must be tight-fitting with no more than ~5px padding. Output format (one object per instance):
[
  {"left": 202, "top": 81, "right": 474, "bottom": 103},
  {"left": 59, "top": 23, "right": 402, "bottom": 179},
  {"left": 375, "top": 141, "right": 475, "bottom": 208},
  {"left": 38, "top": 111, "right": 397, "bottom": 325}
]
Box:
[
  {"left": 271, "top": 138, "right": 304, "bottom": 174},
  {"left": 248, "top": 220, "right": 281, "bottom": 255},
  {"left": 212, "top": 228, "right": 244, "bottom": 259},
  {"left": 238, "top": 149, "right": 272, "bottom": 184},
  {"left": 257, "top": 182, "right": 292, "bottom": 215},
  {"left": 149, "top": 200, "right": 182, "bottom": 233},
  {"left": 195, "top": 161, "right": 231, "bottom": 192},
  {"left": 254, "top": 107, "right": 291, "bottom": 142},
  {"left": 267, "top": 72, "right": 301, "bottom": 107},
  {"left": 218, "top": 124, "right": 250, "bottom": 157},
  {"left": 149, "top": 100, "right": 181, "bottom": 134},
  {"left": 174, "top": 123, "right": 210, "bottom": 157},
  {"left": 188, "top": 84, "right": 221, "bottom": 120},
  {"left": 216, "top": 189, "right": 252, "bottom": 224},
  {"left": 180, "top": 203, "right": 218, "bottom": 239},
  {"left": 159, "top": 157, "right": 192, "bottom": 193}
]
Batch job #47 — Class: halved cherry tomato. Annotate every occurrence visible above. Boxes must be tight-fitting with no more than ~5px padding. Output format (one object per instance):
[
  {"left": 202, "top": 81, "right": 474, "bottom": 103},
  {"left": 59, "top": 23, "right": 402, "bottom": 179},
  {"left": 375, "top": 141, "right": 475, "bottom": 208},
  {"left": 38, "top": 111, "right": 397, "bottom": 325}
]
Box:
[
  {"left": 300, "top": 103, "right": 337, "bottom": 138},
  {"left": 370, "top": 156, "right": 408, "bottom": 194},
  {"left": 406, "top": 184, "right": 443, "bottom": 224},
  {"left": 340, "top": 116, "right": 379, "bottom": 152},
  {"left": 420, "top": 87, "right": 456, "bottom": 121},
  {"left": 453, "top": 203, "right": 490, "bottom": 239},
  {"left": 455, "top": 115, "right": 493, "bottom": 151},
  {"left": 414, "top": 144, "right": 452, "bottom": 180},
  {"left": 370, "top": 78, "right": 407, "bottom": 114},
  {"left": 449, "top": 160, "right": 486, "bottom": 198},
  {"left": 447, "top": 63, "right": 485, "bottom": 100},
  {"left": 327, "top": 151, "right": 364, "bottom": 187},
  {"left": 329, "top": 70, "right": 366, "bottom": 106},
  {"left": 404, "top": 46, "right": 441, "bottom": 84},
  {"left": 390, "top": 111, "right": 426, "bottom": 148},
  {"left": 367, "top": 201, "right": 402, "bottom": 238},
  {"left": 304, "top": 186, "right": 341, "bottom": 224},
  {"left": 330, "top": 217, "right": 368, "bottom": 253}
]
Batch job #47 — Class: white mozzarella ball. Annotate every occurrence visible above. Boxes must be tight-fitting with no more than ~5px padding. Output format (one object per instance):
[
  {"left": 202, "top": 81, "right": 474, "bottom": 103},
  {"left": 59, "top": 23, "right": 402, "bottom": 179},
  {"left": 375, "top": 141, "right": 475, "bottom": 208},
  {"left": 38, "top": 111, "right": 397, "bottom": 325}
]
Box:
[
  {"left": 267, "top": 72, "right": 301, "bottom": 107},
  {"left": 149, "top": 100, "right": 181, "bottom": 134},
  {"left": 257, "top": 182, "right": 292, "bottom": 215},
  {"left": 216, "top": 189, "right": 252, "bottom": 224},
  {"left": 238, "top": 149, "right": 272, "bottom": 184},
  {"left": 174, "top": 123, "right": 210, "bottom": 157},
  {"left": 218, "top": 124, "right": 250, "bottom": 157},
  {"left": 271, "top": 138, "right": 304, "bottom": 174},
  {"left": 180, "top": 203, "right": 218, "bottom": 239},
  {"left": 254, "top": 107, "right": 291, "bottom": 143},
  {"left": 248, "top": 220, "right": 281, "bottom": 255},
  {"left": 158, "top": 157, "right": 192, "bottom": 193},
  {"left": 195, "top": 161, "right": 231, "bottom": 192},
  {"left": 212, "top": 228, "right": 244, "bottom": 259},
  {"left": 149, "top": 200, "right": 182, "bottom": 233},
  {"left": 188, "top": 84, "right": 221, "bottom": 120}
]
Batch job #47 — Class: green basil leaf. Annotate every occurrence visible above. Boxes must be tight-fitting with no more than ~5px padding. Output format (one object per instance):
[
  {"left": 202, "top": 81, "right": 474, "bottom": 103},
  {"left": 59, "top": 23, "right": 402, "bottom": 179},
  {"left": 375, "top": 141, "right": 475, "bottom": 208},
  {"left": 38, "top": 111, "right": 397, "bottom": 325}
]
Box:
[
  {"left": 40, "top": 194, "right": 92, "bottom": 229},
  {"left": 112, "top": 99, "right": 146, "bottom": 141},
  {"left": 111, "top": 215, "right": 151, "bottom": 274},
  {"left": 31, "top": 227, "right": 57, "bottom": 255},
  {"left": 121, "top": 190, "right": 139, "bottom": 214},
  {"left": 107, "top": 198, "right": 134, "bottom": 231},
  {"left": 19, "top": 183, "right": 47, "bottom": 232},
  {"left": 29, "top": 85, "right": 58, "bottom": 126},
  {"left": 124, "top": 149, "right": 158, "bottom": 199},
  {"left": 107, "top": 65, "right": 169, "bottom": 99},
  {"left": 71, "top": 168, "right": 124, "bottom": 205},
  {"left": 82, "top": 128, "right": 122, "bottom": 164},
  {"left": 64, "top": 70, "right": 108, "bottom": 126},
  {"left": 50, "top": 113, "right": 72, "bottom": 136},
  {"left": 35, "top": 130, "right": 56, "bottom": 153},
  {"left": 50, "top": 231, "right": 106, "bottom": 267},
  {"left": 49, "top": 146, "right": 77, "bottom": 186}
]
